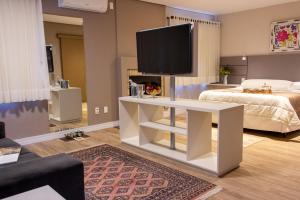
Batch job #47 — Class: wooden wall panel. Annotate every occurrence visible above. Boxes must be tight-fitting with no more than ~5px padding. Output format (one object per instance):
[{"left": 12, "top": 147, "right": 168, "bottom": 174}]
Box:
[
  {"left": 220, "top": 56, "right": 248, "bottom": 84},
  {"left": 221, "top": 54, "right": 300, "bottom": 84}
]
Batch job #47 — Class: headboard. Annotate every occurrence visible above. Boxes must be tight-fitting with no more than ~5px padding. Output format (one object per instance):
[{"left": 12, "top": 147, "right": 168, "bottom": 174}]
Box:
[
  {"left": 220, "top": 56, "right": 248, "bottom": 84},
  {"left": 221, "top": 54, "right": 300, "bottom": 84}
]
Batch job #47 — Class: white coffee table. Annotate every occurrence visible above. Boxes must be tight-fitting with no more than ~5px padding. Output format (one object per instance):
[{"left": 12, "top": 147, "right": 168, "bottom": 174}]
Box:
[{"left": 3, "top": 185, "right": 65, "bottom": 200}]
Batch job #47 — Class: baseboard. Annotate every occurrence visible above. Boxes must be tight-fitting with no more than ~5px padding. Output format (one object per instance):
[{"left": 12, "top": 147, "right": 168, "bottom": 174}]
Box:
[{"left": 15, "top": 121, "right": 119, "bottom": 146}]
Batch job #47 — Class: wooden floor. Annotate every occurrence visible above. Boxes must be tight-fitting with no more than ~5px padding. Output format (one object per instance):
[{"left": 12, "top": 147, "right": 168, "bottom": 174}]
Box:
[{"left": 27, "top": 128, "right": 300, "bottom": 200}]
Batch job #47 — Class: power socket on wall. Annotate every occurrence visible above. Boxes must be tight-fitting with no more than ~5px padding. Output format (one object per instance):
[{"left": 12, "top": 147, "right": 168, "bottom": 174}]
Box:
[
  {"left": 104, "top": 106, "right": 108, "bottom": 114},
  {"left": 95, "top": 107, "right": 100, "bottom": 115},
  {"left": 109, "top": 2, "right": 114, "bottom": 10}
]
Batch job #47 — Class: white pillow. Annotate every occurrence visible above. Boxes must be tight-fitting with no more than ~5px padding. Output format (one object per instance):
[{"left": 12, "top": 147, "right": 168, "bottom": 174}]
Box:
[
  {"left": 291, "top": 82, "right": 300, "bottom": 90},
  {"left": 241, "top": 79, "right": 293, "bottom": 91}
]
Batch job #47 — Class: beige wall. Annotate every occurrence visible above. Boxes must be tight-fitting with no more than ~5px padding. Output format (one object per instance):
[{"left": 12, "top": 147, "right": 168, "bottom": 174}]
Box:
[
  {"left": 44, "top": 22, "right": 83, "bottom": 81},
  {"left": 219, "top": 1, "right": 300, "bottom": 56},
  {"left": 42, "top": 0, "right": 118, "bottom": 125},
  {"left": 116, "top": 0, "right": 166, "bottom": 57},
  {"left": 60, "top": 35, "right": 87, "bottom": 102},
  {"left": 0, "top": 0, "right": 182, "bottom": 139},
  {"left": 115, "top": 0, "right": 166, "bottom": 99},
  {"left": 0, "top": 101, "right": 49, "bottom": 139}
]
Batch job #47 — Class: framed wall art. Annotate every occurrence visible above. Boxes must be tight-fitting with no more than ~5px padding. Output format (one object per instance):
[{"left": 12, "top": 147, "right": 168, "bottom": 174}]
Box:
[{"left": 271, "top": 19, "right": 300, "bottom": 52}]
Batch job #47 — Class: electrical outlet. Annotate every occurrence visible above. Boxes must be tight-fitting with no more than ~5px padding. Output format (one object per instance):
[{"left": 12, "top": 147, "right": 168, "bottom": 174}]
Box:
[
  {"left": 95, "top": 107, "right": 100, "bottom": 115},
  {"left": 104, "top": 106, "right": 108, "bottom": 114},
  {"left": 109, "top": 2, "right": 114, "bottom": 10}
]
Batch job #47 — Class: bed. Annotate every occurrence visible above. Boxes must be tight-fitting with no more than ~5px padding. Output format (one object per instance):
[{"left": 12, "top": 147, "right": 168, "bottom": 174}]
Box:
[{"left": 199, "top": 79, "right": 300, "bottom": 134}]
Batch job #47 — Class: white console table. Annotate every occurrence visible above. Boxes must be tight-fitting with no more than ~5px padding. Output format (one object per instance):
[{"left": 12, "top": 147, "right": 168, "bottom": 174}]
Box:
[
  {"left": 50, "top": 87, "right": 82, "bottom": 122},
  {"left": 119, "top": 96, "right": 244, "bottom": 176}
]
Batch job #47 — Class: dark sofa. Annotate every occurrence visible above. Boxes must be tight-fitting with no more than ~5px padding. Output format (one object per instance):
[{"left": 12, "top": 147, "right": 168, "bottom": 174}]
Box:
[{"left": 0, "top": 122, "right": 85, "bottom": 200}]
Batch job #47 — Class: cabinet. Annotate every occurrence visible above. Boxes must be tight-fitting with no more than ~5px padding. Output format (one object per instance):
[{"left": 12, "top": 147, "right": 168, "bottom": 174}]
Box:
[
  {"left": 119, "top": 96, "right": 244, "bottom": 176},
  {"left": 50, "top": 87, "right": 82, "bottom": 122}
]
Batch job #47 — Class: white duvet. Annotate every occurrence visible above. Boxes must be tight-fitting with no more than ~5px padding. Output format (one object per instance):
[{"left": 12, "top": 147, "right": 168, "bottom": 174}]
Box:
[{"left": 199, "top": 88, "right": 300, "bottom": 133}]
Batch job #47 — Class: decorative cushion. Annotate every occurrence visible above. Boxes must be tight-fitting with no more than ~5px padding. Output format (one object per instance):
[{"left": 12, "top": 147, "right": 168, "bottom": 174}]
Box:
[
  {"left": 291, "top": 82, "right": 300, "bottom": 90},
  {"left": 0, "top": 138, "right": 40, "bottom": 168},
  {"left": 0, "top": 138, "right": 84, "bottom": 200}
]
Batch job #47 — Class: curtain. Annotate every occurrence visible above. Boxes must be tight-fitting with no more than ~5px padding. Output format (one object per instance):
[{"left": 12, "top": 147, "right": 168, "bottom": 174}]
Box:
[
  {"left": 168, "top": 16, "right": 220, "bottom": 87},
  {"left": 0, "top": 0, "right": 50, "bottom": 103}
]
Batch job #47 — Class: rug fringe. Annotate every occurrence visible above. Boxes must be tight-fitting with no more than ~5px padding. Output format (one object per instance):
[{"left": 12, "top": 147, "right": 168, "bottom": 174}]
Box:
[{"left": 196, "top": 186, "right": 223, "bottom": 200}]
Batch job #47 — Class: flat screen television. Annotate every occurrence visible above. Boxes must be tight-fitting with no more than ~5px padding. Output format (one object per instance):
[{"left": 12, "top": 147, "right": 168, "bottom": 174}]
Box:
[
  {"left": 136, "top": 23, "right": 192, "bottom": 75},
  {"left": 46, "top": 45, "right": 54, "bottom": 73}
]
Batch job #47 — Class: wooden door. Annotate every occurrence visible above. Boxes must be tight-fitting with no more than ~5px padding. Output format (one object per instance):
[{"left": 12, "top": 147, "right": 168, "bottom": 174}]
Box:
[{"left": 59, "top": 34, "right": 87, "bottom": 102}]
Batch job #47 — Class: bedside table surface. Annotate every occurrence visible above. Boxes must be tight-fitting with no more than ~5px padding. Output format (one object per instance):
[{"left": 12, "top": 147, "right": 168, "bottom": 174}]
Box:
[{"left": 209, "top": 83, "right": 240, "bottom": 87}]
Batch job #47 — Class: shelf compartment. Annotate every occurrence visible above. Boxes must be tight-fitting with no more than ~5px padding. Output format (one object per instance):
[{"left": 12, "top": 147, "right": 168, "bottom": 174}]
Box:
[
  {"left": 140, "top": 121, "right": 187, "bottom": 135},
  {"left": 122, "top": 136, "right": 217, "bottom": 173}
]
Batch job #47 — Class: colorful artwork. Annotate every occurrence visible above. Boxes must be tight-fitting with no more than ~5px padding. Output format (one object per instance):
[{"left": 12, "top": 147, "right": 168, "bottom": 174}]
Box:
[{"left": 271, "top": 20, "right": 300, "bottom": 52}]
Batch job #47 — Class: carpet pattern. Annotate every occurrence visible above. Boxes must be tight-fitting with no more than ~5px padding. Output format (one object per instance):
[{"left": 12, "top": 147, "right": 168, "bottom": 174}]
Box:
[{"left": 70, "top": 144, "right": 218, "bottom": 200}]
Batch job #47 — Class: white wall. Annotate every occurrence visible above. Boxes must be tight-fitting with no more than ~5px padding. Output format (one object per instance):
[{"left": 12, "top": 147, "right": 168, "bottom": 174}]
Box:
[{"left": 219, "top": 1, "right": 300, "bottom": 56}]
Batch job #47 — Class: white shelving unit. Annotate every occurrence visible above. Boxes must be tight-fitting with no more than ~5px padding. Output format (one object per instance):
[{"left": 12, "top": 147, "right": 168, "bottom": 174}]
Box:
[
  {"left": 119, "top": 96, "right": 244, "bottom": 176},
  {"left": 140, "top": 121, "right": 187, "bottom": 135}
]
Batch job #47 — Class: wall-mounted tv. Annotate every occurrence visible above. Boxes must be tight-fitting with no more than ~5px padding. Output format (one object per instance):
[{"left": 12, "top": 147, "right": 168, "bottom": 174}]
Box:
[{"left": 136, "top": 23, "right": 192, "bottom": 75}]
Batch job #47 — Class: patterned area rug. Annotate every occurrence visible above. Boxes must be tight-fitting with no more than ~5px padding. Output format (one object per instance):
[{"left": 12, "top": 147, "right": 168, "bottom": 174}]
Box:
[{"left": 70, "top": 144, "right": 220, "bottom": 200}]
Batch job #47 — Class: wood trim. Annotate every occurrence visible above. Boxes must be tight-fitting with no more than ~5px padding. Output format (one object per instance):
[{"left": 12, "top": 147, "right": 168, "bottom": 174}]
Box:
[
  {"left": 57, "top": 33, "right": 83, "bottom": 40},
  {"left": 15, "top": 121, "right": 119, "bottom": 145},
  {"left": 58, "top": 36, "right": 64, "bottom": 78}
]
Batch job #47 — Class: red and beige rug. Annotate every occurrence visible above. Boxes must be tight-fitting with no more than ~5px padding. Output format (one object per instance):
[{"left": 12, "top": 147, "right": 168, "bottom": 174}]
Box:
[{"left": 70, "top": 144, "right": 221, "bottom": 200}]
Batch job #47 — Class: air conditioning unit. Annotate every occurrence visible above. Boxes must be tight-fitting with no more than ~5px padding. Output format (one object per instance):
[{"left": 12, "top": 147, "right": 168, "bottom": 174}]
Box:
[{"left": 58, "top": 0, "right": 108, "bottom": 13}]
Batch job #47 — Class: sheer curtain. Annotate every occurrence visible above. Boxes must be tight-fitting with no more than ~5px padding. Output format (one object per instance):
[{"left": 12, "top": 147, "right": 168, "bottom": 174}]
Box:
[
  {"left": 168, "top": 16, "right": 220, "bottom": 98},
  {"left": 0, "top": 0, "right": 50, "bottom": 103},
  {"left": 197, "top": 21, "right": 220, "bottom": 83}
]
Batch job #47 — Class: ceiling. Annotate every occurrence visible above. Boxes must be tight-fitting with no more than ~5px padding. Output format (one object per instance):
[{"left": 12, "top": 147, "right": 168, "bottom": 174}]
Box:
[{"left": 139, "top": 0, "right": 300, "bottom": 15}]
